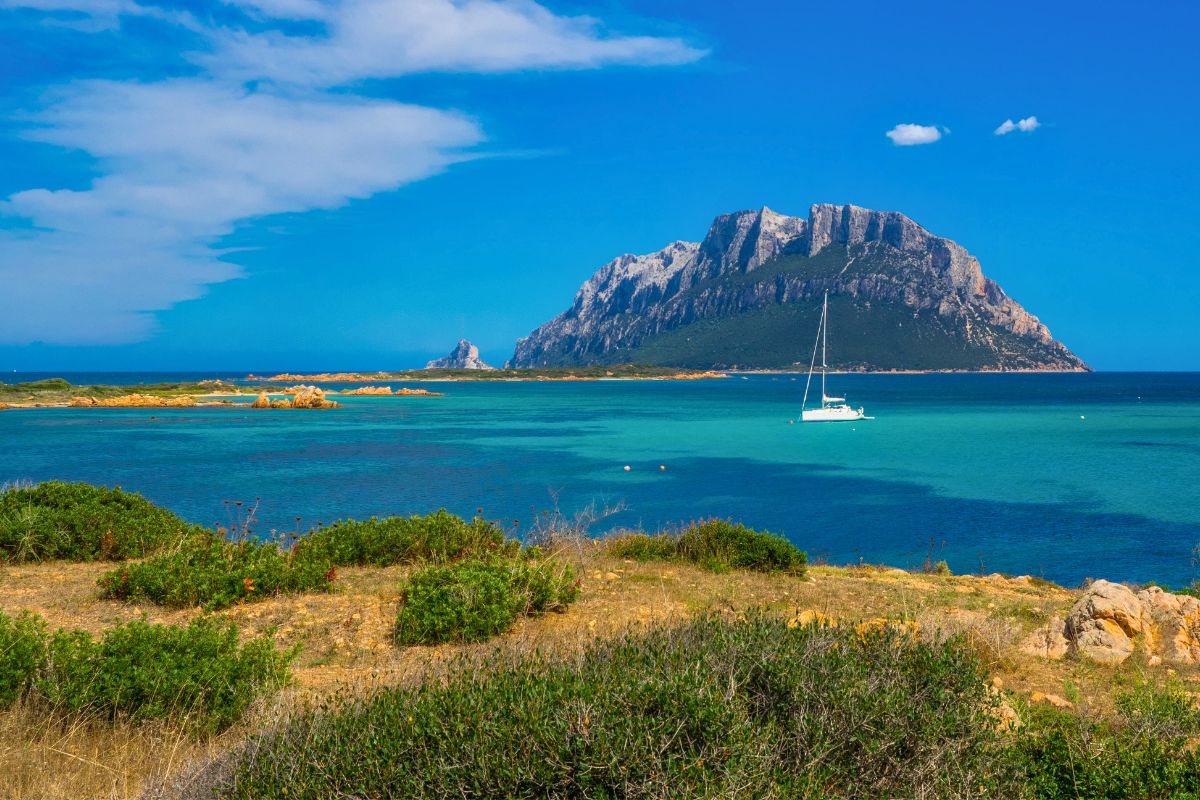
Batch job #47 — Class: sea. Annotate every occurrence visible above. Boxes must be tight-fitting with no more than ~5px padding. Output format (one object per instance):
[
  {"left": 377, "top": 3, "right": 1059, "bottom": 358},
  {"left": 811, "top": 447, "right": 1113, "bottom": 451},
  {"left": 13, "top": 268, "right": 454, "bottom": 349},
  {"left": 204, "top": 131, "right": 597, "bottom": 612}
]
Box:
[{"left": 2, "top": 371, "right": 1199, "bottom": 588}]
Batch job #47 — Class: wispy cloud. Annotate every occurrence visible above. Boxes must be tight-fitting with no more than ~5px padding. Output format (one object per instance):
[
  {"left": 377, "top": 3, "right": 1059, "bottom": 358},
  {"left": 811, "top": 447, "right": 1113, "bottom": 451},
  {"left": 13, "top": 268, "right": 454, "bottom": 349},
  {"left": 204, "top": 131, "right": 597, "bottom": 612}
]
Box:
[
  {"left": 0, "top": 82, "right": 482, "bottom": 343},
  {"left": 995, "top": 116, "right": 1041, "bottom": 135},
  {"left": 885, "top": 123, "right": 943, "bottom": 146},
  {"left": 0, "top": 0, "right": 707, "bottom": 344},
  {"left": 205, "top": 0, "right": 706, "bottom": 86}
]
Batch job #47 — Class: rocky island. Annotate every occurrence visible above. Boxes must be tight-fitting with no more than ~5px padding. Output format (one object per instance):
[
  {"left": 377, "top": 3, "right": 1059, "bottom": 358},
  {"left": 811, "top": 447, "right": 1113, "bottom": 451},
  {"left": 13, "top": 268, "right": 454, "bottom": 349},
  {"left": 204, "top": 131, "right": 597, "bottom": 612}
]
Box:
[
  {"left": 425, "top": 339, "right": 495, "bottom": 370},
  {"left": 511, "top": 204, "right": 1088, "bottom": 372}
]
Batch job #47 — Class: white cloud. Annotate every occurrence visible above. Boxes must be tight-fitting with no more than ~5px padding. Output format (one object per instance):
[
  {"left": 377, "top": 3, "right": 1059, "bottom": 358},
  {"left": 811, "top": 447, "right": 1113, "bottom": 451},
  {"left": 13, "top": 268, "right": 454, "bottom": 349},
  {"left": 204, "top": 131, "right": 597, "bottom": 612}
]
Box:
[
  {"left": 885, "top": 123, "right": 943, "bottom": 146},
  {"left": 0, "top": 0, "right": 706, "bottom": 344},
  {"left": 203, "top": 0, "right": 706, "bottom": 86},
  {"left": 0, "top": 81, "right": 483, "bottom": 343},
  {"left": 995, "top": 115, "right": 1040, "bottom": 135}
]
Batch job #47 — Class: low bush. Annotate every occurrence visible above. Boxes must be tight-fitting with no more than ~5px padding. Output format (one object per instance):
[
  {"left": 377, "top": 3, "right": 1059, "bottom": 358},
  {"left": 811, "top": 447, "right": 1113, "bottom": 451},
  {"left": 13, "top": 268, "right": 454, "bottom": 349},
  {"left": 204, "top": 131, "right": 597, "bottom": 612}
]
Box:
[
  {"left": 216, "top": 614, "right": 1008, "bottom": 798},
  {"left": 40, "top": 616, "right": 292, "bottom": 733},
  {"left": 0, "top": 610, "right": 47, "bottom": 708},
  {"left": 1013, "top": 700, "right": 1200, "bottom": 799},
  {"left": 607, "top": 518, "right": 806, "bottom": 575},
  {"left": 293, "top": 510, "right": 510, "bottom": 567},
  {"left": 0, "top": 481, "right": 197, "bottom": 563},
  {"left": 395, "top": 556, "right": 579, "bottom": 645},
  {"left": 99, "top": 530, "right": 334, "bottom": 610}
]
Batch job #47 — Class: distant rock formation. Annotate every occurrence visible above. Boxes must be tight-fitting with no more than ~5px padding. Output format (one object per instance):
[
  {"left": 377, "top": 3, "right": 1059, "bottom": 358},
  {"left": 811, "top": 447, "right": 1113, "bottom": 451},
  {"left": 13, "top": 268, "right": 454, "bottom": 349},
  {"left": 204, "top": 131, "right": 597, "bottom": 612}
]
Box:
[
  {"left": 338, "top": 386, "right": 444, "bottom": 397},
  {"left": 426, "top": 339, "right": 495, "bottom": 370},
  {"left": 249, "top": 387, "right": 340, "bottom": 409},
  {"left": 510, "top": 204, "right": 1087, "bottom": 371},
  {"left": 69, "top": 394, "right": 196, "bottom": 408}
]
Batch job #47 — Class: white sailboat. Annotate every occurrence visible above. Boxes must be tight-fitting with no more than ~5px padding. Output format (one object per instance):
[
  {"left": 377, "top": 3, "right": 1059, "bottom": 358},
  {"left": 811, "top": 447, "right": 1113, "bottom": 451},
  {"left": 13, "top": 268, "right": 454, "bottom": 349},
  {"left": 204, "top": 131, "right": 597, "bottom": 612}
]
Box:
[{"left": 801, "top": 291, "right": 870, "bottom": 422}]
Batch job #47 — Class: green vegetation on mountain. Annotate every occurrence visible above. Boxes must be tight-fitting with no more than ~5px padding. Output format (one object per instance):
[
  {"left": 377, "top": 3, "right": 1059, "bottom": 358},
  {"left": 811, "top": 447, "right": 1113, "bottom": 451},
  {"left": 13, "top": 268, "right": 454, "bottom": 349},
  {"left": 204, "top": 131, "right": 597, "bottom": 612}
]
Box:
[{"left": 614, "top": 295, "right": 1060, "bottom": 371}]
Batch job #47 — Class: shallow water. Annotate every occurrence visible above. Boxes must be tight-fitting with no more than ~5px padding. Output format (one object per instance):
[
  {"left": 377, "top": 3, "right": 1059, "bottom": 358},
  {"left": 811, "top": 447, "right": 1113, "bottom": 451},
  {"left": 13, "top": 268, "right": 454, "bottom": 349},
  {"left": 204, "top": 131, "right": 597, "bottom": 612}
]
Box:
[{"left": 3, "top": 372, "right": 1199, "bottom": 586}]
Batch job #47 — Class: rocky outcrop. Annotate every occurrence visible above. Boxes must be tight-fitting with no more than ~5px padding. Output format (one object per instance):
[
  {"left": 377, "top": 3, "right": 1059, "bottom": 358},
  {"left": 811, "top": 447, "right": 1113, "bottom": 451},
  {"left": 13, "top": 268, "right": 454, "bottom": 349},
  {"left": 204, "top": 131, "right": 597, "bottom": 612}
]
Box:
[
  {"left": 289, "top": 386, "right": 339, "bottom": 409},
  {"left": 1022, "top": 580, "right": 1200, "bottom": 665},
  {"left": 249, "top": 387, "right": 340, "bottom": 409},
  {"left": 510, "top": 204, "right": 1087, "bottom": 371},
  {"left": 1063, "top": 580, "right": 1153, "bottom": 664},
  {"left": 338, "top": 386, "right": 444, "bottom": 397},
  {"left": 69, "top": 394, "right": 196, "bottom": 408},
  {"left": 426, "top": 340, "right": 494, "bottom": 370}
]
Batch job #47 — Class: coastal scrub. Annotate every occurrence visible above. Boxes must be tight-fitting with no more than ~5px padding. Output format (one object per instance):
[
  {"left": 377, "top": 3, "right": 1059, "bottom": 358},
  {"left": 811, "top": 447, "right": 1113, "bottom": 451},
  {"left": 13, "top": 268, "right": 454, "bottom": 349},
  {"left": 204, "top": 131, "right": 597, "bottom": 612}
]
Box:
[
  {"left": 0, "top": 611, "right": 47, "bottom": 708},
  {"left": 395, "top": 555, "right": 580, "bottom": 645},
  {"left": 0, "top": 481, "right": 197, "bottom": 563},
  {"left": 41, "top": 616, "right": 292, "bottom": 733},
  {"left": 99, "top": 530, "right": 335, "bottom": 610},
  {"left": 606, "top": 518, "right": 806, "bottom": 575},
  {"left": 217, "top": 614, "right": 1006, "bottom": 798},
  {"left": 293, "top": 510, "right": 511, "bottom": 567}
]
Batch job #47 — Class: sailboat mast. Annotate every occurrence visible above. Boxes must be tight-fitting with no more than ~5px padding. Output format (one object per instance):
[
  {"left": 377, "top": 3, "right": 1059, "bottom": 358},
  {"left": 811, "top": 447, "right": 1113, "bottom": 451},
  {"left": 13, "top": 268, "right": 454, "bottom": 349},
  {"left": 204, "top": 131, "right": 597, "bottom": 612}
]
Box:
[{"left": 821, "top": 291, "right": 828, "bottom": 404}]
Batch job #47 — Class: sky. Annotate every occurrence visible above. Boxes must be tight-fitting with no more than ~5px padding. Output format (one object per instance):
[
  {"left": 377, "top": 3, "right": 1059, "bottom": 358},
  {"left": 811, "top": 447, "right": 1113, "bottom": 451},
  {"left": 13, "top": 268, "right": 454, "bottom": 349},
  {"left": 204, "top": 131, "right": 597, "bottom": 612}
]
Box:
[{"left": 0, "top": 0, "right": 1196, "bottom": 372}]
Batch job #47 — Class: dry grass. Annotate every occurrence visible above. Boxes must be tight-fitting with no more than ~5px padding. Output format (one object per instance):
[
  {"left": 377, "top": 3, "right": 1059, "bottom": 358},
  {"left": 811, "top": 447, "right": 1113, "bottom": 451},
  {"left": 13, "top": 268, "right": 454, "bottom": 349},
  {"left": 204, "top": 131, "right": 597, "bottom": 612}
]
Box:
[{"left": 2, "top": 552, "right": 1198, "bottom": 799}]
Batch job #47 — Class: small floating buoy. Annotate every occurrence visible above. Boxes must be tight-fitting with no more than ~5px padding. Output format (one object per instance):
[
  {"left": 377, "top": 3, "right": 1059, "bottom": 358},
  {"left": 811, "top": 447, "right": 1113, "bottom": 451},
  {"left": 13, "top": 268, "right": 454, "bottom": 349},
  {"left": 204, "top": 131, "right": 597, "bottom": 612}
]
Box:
[
  {"left": 623, "top": 465, "right": 631, "bottom": 472},
  {"left": 659, "top": 465, "right": 666, "bottom": 471},
  {"left": 1079, "top": 415, "right": 1086, "bottom": 420}
]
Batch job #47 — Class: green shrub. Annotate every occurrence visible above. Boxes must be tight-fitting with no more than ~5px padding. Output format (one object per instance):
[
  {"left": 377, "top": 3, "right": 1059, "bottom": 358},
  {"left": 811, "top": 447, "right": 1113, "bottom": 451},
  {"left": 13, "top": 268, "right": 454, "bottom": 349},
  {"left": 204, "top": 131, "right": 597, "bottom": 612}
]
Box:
[
  {"left": 395, "top": 556, "right": 579, "bottom": 645},
  {"left": 40, "top": 616, "right": 292, "bottom": 733},
  {"left": 217, "top": 614, "right": 1007, "bottom": 798},
  {"left": 605, "top": 531, "right": 678, "bottom": 561},
  {"left": 0, "top": 481, "right": 197, "bottom": 563},
  {"left": 0, "top": 610, "right": 47, "bottom": 708},
  {"left": 99, "top": 530, "right": 334, "bottom": 610},
  {"left": 1115, "top": 675, "right": 1200, "bottom": 740},
  {"left": 607, "top": 519, "right": 806, "bottom": 575},
  {"left": 1013, "top": 702, "right": 1200, "bottom": 799},
  {"left": 293, "top": 510, "right": 511, "bottom": 567}
]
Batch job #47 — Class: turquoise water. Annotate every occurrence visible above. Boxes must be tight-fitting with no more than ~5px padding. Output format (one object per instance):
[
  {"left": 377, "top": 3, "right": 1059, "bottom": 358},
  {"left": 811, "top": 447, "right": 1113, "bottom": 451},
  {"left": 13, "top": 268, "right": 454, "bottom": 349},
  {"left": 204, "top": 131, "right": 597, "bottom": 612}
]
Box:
[{"left": 2, "top": 372, "right": 1199, "bottom": 586}]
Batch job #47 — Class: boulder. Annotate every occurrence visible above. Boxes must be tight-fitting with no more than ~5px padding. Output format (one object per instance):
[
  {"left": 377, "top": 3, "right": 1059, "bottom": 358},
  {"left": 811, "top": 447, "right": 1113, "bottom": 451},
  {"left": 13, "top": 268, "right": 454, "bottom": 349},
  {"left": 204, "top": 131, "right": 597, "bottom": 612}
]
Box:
[
  {"left": 1137, "top": 586, "right": 1200, "bottom": 664},
  {"left": 289, "top": 385, "right": 339, "bottom": 409},
  {"left": 1064, "top": 579, "right": 1152, "bottom": 664},
  {"left": 1023, "top": 580, "right": 1200, "bottom": 666},
  {"left": 250, "top": 393, "right": 271, "bottom": 409}
]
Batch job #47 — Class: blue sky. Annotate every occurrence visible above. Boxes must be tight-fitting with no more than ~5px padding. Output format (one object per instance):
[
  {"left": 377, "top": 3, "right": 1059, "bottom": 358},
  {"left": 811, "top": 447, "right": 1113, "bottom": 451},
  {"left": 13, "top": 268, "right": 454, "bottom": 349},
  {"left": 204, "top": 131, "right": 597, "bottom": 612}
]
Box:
[{"left": 0, "top": 0, "right": 1196, "bottom": 371}]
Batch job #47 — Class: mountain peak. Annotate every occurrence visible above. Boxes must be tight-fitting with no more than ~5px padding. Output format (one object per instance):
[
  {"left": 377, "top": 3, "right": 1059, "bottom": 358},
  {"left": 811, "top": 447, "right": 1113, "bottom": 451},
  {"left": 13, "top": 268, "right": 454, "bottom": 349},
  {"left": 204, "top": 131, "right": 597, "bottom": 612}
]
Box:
[{"left": 426, "top": 339, "right": 494, "bottom": 370}]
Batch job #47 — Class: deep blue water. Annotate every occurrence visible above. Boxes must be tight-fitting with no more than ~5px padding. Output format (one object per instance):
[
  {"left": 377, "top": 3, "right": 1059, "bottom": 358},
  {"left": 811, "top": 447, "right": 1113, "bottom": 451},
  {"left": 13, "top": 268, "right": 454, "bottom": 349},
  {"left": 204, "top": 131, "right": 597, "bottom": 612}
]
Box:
[{"left": 2, "top": 372, "right": 1199, "bottom": 587}]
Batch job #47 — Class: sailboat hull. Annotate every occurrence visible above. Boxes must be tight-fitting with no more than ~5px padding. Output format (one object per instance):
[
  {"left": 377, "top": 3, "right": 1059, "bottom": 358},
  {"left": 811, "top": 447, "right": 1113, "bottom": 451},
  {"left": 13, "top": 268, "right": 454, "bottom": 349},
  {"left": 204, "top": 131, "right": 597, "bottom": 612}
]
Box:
[{"left": 802, "top": 405, "right": 868, "bottom": 422}]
